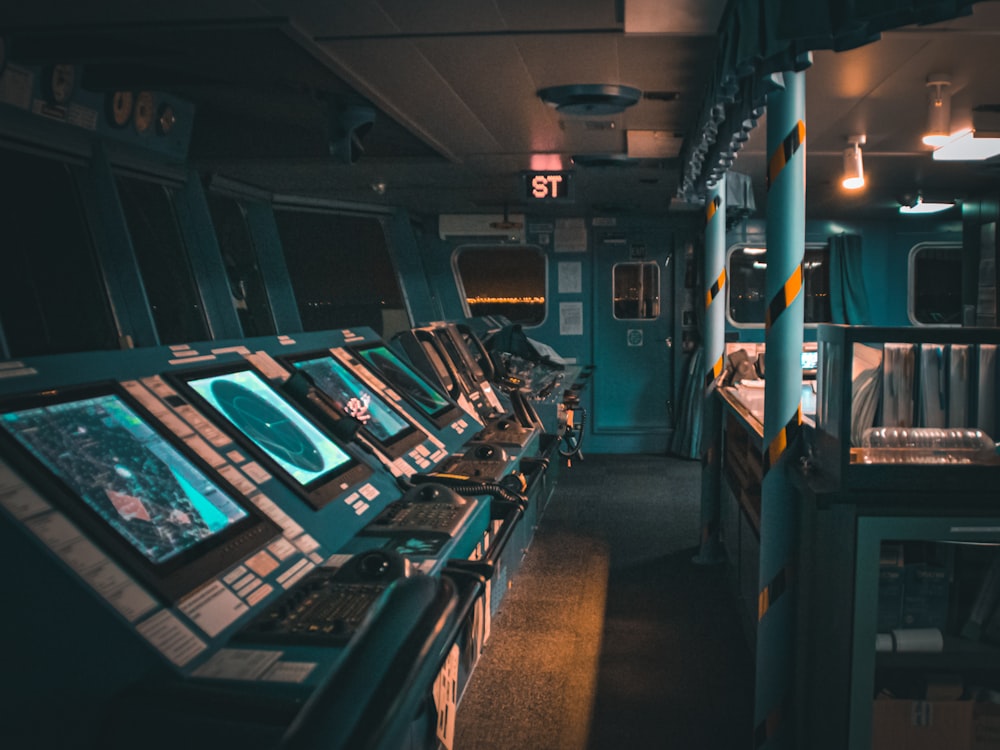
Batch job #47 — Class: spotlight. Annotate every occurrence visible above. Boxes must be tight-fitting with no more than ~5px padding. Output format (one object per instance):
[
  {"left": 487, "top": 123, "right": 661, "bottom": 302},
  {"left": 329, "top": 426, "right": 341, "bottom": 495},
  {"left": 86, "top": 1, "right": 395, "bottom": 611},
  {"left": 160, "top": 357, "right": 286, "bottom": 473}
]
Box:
[
  {"left": 923, "top": 74, "right": 952, "bottom": 147},
  {"left": 842, "top": 135, "right": 866, "bottom": 190}
]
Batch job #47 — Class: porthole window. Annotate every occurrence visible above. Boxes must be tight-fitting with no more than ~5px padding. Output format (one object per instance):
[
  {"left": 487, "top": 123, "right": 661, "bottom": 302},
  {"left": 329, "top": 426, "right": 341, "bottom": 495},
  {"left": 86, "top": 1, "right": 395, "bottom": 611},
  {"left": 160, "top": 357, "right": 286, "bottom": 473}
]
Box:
[
  {"left": 454, "top": 245, "right": 546, "bottom": 326},
  {"left": 909, "top": 243, "right": 962, "bottom": 326},
  {"left": 727, "top": 244, "right": 831, "bottom": 326},
  {"left": 613, "top": 261, "right": 660, "bottom": 320}
]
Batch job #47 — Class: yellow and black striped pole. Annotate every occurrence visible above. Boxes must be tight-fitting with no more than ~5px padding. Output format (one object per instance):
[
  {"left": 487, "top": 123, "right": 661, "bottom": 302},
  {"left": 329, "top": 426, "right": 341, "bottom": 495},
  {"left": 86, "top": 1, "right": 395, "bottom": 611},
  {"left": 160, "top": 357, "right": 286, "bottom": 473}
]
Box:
[
  {"left": 695, "top": 178, "right": 726, "bottom": 564},
  {"left": 754, "top": 68, "right": 806, "bottom": 750}
]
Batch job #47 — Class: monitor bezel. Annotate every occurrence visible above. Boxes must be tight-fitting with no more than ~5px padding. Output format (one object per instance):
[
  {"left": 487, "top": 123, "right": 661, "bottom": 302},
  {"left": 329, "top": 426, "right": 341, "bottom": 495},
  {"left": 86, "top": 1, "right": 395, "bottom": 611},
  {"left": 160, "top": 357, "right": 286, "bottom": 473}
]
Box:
[
  {"left": 166, "top": 360, "right": 373, "bottom": 511},
  {"left": 279, "top": 349, "right": 428, "bottom": 460},
  {"left": 348, "top": 343, "right": 467, "bottom": 430},
  {"left": 0, "top": 381, "right": 281, "bottom": 603}
]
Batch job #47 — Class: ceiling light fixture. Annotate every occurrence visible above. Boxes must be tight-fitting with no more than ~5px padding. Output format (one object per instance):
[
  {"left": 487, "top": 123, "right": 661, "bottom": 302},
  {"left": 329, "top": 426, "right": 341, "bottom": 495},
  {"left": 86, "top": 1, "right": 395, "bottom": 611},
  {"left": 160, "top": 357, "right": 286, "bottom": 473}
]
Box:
[
  {"left": 842, "top": 135, "right": 866, "bottom": 190},
  {"left": 923, "top": 74, "right": 952, "bottom": 147},
  {"left": 899, "top": 193, "right": 955, "bottom": 215},
  {"left": 537, "top": 84, "right": 642, "bottom": 116}
]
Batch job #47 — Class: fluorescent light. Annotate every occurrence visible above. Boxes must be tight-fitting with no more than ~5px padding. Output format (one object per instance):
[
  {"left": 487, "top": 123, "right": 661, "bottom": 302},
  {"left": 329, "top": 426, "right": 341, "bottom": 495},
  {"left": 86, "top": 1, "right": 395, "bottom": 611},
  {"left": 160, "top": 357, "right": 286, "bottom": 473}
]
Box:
[
  {"left": 932, "top": 129, "right": 1000, "bottom": 161},
  {"left": 899, "top": 196, "right": 955, "bottom": 215},
  {"left": 752, "top": 261, "right": 767, "bottom": 270},
  {"left": 742, "top": 247, "right": 766, "bottom": 255}
]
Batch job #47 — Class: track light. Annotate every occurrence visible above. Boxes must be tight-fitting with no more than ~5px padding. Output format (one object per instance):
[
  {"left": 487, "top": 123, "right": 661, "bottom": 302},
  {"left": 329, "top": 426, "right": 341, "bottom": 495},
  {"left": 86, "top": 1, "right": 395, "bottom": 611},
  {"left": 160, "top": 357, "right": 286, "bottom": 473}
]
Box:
[
  {"left": 923, "top": 74, "right": 952, "bottom": 147},
  {"left": 842, "top": 135, "right": 866, "bottom": 190}
]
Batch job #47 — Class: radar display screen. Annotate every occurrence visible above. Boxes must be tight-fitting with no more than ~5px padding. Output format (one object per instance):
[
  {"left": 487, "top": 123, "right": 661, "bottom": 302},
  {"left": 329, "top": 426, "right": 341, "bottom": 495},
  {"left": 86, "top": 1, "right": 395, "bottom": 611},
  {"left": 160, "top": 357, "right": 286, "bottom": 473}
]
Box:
[
  {"left": 184, "top": 369, "right": 352, "bottom": 489},
  {"left": 0, "top": 393, "right": 250, "bottom": 565},
  {"left": 291, "top": 355, "right": 411, "bottom": 443},
  {"left": 354, "top": 345, "right": 451, "bottom": 419}
]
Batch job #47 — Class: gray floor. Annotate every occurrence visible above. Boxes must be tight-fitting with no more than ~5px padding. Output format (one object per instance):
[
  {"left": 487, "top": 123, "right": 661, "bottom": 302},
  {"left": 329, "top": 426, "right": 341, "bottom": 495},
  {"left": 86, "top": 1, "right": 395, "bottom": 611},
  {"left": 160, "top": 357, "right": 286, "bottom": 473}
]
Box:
[{"left": 454, "top": 453, "right": 754, "bottom": 749}]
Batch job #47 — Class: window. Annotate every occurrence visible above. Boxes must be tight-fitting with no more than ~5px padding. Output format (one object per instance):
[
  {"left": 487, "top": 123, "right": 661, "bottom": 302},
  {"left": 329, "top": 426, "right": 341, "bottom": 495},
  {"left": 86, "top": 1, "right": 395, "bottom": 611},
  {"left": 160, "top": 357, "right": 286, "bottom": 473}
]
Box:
[
  {"left": 0, "top": 148, "right": 118, "bottom": 356},
  {"left": 728, "top": 244, "right": 831, "bottom": 325},
  {"left": 116, "top": 175, "right": 209, "bottom": 345},
  {"left": 909, "top": 243, "right": 962, "bottom": 326},
  {"left": 454, "top": 245, "right": 546, "bottom": 326},
  {"left": 274, "top": 210, "right": 404, "bottom": 335},
  {"left": 206, "top": 194, "right": 276, "bottom": 336},
  {"left": 613, "top": 261, "right": 660, "bottom": 320}
]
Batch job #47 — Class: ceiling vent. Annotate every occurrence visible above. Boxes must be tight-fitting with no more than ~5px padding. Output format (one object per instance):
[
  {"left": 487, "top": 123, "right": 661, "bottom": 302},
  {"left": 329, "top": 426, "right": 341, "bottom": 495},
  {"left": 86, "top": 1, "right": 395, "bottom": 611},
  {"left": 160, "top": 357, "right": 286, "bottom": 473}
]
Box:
[{"left": 538, "top": 84, "right": 642, "bottom": 116}]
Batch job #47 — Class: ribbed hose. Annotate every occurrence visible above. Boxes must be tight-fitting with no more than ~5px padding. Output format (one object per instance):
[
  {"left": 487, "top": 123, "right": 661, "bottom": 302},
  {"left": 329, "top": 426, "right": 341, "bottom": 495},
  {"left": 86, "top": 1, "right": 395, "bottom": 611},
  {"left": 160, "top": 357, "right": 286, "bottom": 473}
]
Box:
[{"left": 559, "top": 407, "right": 586, "bottom": 459}]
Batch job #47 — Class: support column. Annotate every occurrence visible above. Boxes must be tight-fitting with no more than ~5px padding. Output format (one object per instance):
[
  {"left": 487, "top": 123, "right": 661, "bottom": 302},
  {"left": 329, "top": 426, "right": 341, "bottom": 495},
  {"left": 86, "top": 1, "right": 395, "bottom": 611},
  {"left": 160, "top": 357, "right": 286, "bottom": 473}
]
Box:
[
  {"left": 695, "top": 177, "right": 726, "bottom": 564},
  {"left": 754, "top": 69, "right": 806, "bottom": 750}
]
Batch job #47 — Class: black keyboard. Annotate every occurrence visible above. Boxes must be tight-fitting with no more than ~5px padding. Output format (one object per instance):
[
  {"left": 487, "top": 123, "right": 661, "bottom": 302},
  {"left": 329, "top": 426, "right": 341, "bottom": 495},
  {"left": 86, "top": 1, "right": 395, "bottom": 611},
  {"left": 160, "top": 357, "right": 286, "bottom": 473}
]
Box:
[
  {"left": 367, "top": 500, "right": 468, "bottom": 536},
  {"left": 238, "top": 571, "right": 387, "bottom": 647}
]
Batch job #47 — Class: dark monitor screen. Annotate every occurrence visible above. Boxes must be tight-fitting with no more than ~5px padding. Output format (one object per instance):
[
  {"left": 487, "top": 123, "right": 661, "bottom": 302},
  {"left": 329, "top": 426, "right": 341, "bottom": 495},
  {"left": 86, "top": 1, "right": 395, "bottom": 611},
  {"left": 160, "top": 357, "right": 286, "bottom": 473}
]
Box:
[
  {"left": 178, "top": 366, "right": 371, "bottom": 509},
  {"left": 353, "top": 344, "right": 453, "bottom": 420},
  {"left": 0, "top": 387, "right": 277, "bottom": 600},
  {"left": 290, "top": 355, "right": 412, "bottom": 444}
]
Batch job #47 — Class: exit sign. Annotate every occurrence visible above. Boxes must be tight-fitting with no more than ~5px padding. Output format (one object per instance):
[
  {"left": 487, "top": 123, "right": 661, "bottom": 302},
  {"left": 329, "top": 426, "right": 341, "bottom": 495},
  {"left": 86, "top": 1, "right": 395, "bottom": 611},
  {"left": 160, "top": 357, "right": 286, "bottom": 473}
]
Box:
[{"left": 523, "top": 171, "right": 574, "bottom": 202}]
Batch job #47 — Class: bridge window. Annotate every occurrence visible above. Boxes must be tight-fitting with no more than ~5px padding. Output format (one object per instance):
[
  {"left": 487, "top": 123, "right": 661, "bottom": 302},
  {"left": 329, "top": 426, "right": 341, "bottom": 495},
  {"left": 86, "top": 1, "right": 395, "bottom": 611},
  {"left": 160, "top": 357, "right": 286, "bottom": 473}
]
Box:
[
  {"left": 206, "top": 194, "right": 276, "bottom": 337},
  {"left": 613, "top": 262, "right": 660, "bottom": 320},
  {"left": 454, "top": 245, "right": 546, "bottom": 326},
  {"left": 727, "top": 244, "right": 831, "bottom": 326},
  {"left": 0, "top": 148, "right": 117, "bottom": 357},
  {"left": 274, "top": 209, "right": 404, "bottom": 336},
  {"left": 116, "top": 175, "right": 210, "bottom": 345},
  {"left": 909, "top": 243, "right": 962, "bottom": 326}
]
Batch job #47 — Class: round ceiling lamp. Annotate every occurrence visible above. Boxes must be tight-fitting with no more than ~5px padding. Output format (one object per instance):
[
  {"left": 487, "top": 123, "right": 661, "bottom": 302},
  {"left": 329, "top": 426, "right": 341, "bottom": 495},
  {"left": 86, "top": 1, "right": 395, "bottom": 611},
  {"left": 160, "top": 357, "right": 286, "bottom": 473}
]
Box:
[{"left": 538, "top": 84, "right": 642, "bottom": 116}]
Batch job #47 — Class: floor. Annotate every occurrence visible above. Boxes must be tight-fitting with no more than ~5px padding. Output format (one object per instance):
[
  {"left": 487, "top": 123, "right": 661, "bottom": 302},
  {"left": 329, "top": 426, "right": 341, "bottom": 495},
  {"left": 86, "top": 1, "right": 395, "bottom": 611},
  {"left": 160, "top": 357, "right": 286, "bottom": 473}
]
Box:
[{"left": 453, "top": 453, "right": 755, "bottom": 749}]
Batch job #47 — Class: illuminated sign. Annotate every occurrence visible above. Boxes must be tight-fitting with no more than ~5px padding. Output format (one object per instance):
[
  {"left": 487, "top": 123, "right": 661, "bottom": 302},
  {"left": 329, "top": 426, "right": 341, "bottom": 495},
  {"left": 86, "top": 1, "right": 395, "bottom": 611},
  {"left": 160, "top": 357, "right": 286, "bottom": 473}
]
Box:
[{"left": 523, "top": 171, "right": 574, "bottom": 202}]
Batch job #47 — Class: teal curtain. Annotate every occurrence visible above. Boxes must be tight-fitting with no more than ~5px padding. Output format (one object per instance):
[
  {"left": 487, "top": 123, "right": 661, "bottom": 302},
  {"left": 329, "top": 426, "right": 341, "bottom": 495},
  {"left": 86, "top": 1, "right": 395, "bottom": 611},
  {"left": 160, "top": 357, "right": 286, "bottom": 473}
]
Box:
[
  {"left": 679, "top": 0, "right": 982, "bottom": 203},
  {"left": 670, "top": 345, "right": 704, "bottom": 459},
  {"left": 829, "top": 233, "right": 871, "bottom": 324}
]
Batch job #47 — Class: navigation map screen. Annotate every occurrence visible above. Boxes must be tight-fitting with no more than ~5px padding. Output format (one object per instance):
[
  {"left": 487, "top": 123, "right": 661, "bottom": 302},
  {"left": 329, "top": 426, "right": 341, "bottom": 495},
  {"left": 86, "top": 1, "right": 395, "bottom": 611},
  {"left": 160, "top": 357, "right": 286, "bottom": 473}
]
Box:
[
  {"left": 292, "top": 355, "right": 411, "bottom": 443},
  {"left": 0, "top": 393, "right": 250, "bottom": 565},
  {"left": 185, "top": 369, "right": 352, "bottom": 488},
  {"left": 355, "top": 345, "right": 451, "bottom": 419}
]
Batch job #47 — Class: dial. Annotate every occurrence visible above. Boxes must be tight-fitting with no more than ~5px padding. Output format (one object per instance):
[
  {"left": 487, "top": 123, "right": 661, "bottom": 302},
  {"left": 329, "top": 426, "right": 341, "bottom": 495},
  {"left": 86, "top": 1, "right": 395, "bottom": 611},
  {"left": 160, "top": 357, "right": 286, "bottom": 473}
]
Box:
[
  {"left": 45, "top": 63, "right": 77, "bottom": 105},
  {"left": 133, "top": 90, "right": 155, "bottom": 133},
  {"left": 156, "top": 102, "right": 176, "bottom": 135},
  {"left": 107, "top": 90, "right": 134, "bottom": 128}
]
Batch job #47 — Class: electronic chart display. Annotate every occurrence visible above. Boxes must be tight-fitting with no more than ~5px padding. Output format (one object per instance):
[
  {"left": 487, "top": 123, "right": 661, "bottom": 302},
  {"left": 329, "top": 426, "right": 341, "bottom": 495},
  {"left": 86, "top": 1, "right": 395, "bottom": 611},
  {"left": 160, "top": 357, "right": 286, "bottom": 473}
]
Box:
[
  {"left": 352, "top": 344, "right": 459, "bottom": 427},
  {"left": 178, "top": 366, "right": 372, "bottom": 509},
  {"left": 0, "top": 386, "right": 277, "bottom": 600}
]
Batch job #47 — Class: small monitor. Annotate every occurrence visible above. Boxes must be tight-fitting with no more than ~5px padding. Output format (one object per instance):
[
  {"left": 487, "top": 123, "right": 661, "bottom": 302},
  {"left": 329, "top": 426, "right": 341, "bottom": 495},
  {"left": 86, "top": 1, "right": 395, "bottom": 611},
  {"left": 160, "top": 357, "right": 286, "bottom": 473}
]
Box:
[
  {"left": 286, "top": 352, "right": 427, "bottom": 458},
  {"left": 801, "top": 349, "right": 819, "bottom": 373},
  {"left": 0, "top": 385, "right": 279, "bottom": 601},
  {"left": 174, "top": 365, "right": 372, "bottom": 510},
  {"left": 351, "top": 344, "right": 465, "bottom": 429}
]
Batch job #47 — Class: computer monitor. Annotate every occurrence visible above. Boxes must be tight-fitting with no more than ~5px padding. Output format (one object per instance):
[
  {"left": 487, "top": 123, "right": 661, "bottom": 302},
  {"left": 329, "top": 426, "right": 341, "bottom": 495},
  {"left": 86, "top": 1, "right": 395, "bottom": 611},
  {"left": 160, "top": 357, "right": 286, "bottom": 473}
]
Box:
[
  {"left": 351, "top": 344, "right": 466, "bottom": 429},
  {"left": 284, "top": 351, "right": 427, "bottom": 458},
  {"left": 172, "top": 364, "right": 372, "bottom": 510},
  {"left": 0, "top": 384, "right": 279, "bottom": 601}
]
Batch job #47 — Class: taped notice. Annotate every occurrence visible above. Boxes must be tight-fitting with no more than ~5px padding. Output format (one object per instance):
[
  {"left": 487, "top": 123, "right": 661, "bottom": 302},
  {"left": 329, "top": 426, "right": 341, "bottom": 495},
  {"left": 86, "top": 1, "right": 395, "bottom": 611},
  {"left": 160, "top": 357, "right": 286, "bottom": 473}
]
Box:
[
  {"left": 0, "top": 460, "right": 51, "bottom": 519},
  {"left": 433, "top": 644, "right": 460, "bottom": 750},
  {"left": 25, "top": 511, "right": 156, "bottom": 622},
  {"left": 179, "top": 580, "right": 248, "bottom": 637},
  {"left": 137, "top": 610, "right": 207, "bottom": 667},
  {"left": 192, "top": 648, "right": 281, "bottom": 681},
  {"left": 262, "top": 660, "right": 317, "bottom": 684}
]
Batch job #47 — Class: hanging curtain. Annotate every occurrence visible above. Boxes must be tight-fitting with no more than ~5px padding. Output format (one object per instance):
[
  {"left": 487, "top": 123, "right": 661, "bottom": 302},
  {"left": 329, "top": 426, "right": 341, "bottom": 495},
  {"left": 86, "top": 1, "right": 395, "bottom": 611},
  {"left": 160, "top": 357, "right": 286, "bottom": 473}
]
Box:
[
  {"left": 670, "top": 345, "right": 704, "bottom": 459},
  {"left": 678, "top": 0, "right": 983, "bottom": 204},
  {"left": 828, "top": 233, "right": 871, "bottom": 324}
]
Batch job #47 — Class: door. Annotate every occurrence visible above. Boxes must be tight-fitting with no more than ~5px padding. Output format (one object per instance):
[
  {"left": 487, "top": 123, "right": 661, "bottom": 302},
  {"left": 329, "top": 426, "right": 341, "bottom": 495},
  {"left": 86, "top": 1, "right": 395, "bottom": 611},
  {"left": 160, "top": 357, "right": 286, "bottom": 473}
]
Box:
[{"left": 591, "top": 222, "right": 675, "bottom": 452}]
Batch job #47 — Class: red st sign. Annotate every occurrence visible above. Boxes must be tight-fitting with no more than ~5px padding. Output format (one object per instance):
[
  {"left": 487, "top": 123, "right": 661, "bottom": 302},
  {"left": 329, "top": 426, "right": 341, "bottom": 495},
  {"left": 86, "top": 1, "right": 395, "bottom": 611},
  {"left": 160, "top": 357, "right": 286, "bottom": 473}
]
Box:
[{"left": 524, "top": 171, "right": 573, "bottom": 201}]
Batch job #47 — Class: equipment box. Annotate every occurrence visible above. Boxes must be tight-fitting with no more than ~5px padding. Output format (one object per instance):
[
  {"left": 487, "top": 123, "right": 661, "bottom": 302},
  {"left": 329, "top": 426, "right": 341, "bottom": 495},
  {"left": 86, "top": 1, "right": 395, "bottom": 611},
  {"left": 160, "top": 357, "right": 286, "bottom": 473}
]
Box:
[
  {"left": 808, "top": 325, "right": 1000, "bottom": 496},
  {"left": 871, "top": 699, "right": 973, "bottom": 750}
]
